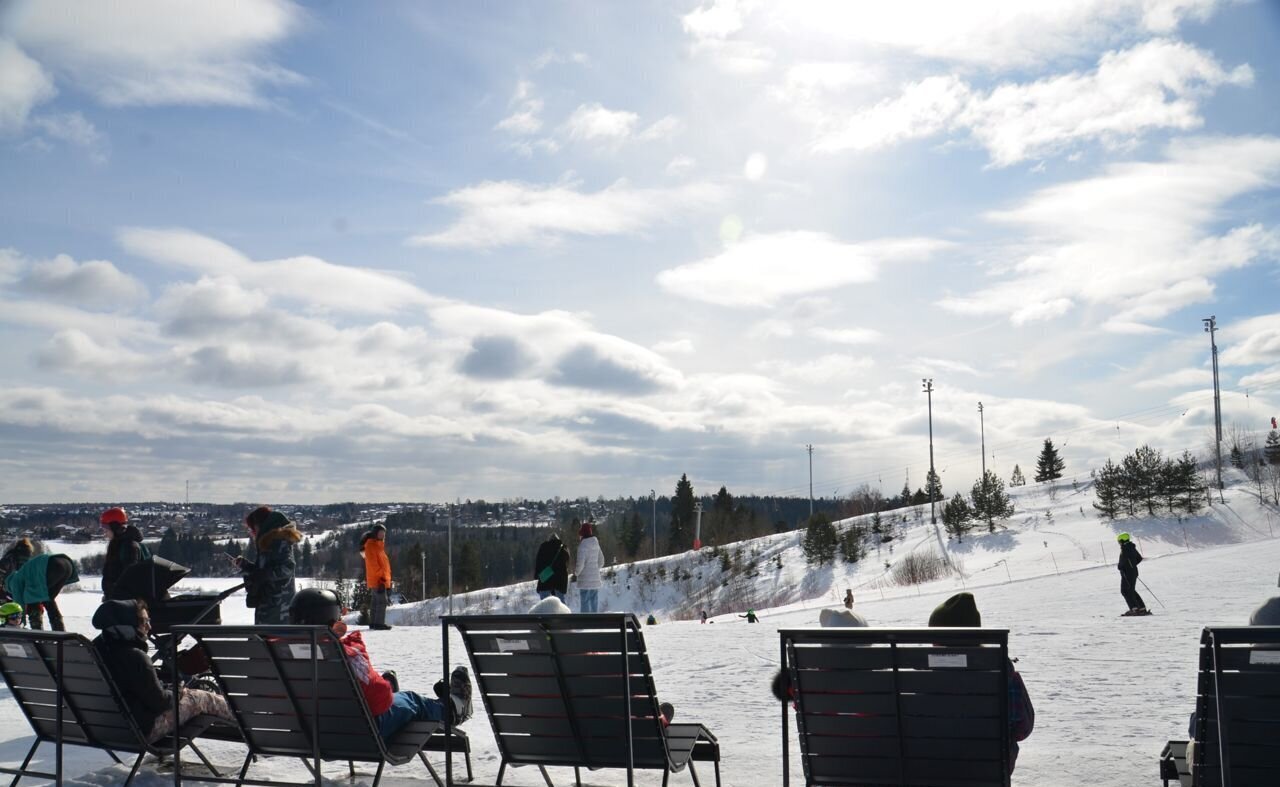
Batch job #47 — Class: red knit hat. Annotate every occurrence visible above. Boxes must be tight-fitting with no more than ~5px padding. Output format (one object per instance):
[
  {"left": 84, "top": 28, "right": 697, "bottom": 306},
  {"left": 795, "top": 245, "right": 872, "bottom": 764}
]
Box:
[{"left": 579, "top": 521, "right": 594, "bottom": 538}]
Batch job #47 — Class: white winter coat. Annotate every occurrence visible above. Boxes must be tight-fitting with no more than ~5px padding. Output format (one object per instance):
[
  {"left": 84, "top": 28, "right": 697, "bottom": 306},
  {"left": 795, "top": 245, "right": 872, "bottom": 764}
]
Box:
[{"left": 574, "top": 536, "right": 605, "bottom": 590}]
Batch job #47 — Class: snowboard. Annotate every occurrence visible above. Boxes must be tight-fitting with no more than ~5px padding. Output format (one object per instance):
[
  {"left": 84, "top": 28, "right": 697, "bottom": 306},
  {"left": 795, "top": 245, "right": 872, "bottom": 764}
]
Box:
[{"left": 1120, "top": 608, "right": 1153, "bottom": 617}]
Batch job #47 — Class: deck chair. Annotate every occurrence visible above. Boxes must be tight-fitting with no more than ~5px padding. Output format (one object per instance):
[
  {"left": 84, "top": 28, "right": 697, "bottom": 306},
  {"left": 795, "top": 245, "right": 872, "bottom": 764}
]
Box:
[
  {"left": 0, "top": 628, "right": 237, "bottom": 786},
  {"left": 1161, "top": 625, "right": 1280, "bottom": 787},
  {"left": 444, "top": 613, "right": 721, "bottom": 787},
  {"left": 779, "top": 627, "right": 1012, "bottom": 787},
  {"left": 173, "top": 624, "right": 471, "bottom": 787}
]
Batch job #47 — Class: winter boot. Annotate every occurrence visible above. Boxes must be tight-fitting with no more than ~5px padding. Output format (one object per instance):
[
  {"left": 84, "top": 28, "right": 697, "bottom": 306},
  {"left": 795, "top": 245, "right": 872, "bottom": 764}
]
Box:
[
  {"left": 382, "top": 670, "right": 400, "bottom": 693},
  {"left": 447, "top": 666, "right": 472, "bottom": 724}
]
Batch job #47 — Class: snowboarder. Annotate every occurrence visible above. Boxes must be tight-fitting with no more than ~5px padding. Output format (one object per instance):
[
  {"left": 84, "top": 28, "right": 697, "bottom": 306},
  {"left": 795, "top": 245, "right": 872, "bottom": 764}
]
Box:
[
  {"left": 288, "top": 588, "right": 472, "bottom": 738},
  {"left": 100, "top": 507, "right": 149, "bottom": 599},
  {"left": 235, "top": 506, "right": 301, "bottom": 625},
  {"left": 533, "top": 532, "right": 570, "bottom": 602},
  {"left": 1116, "top": 533, "right": 1149, "bottom": 616},
  {"left": 362, "top": 523, "right": 392, "bottom": 630},
  {"left": 573, "top": 521, "right": 605, "bottom": 613},
  {"left": 740, "top": 609, "right": 759, "bottom": 623},
  {"left": 843, "top": 589, "right": 854, "bottom": 609},
  {"left": 700, "top": 610, "right": 707, "bottom": 624},
  {"left": 646, "top": 613, "right": 658, "bottom": 625},
  {"left": 1, "top": 538, "right": 78, "bottom": 631}
]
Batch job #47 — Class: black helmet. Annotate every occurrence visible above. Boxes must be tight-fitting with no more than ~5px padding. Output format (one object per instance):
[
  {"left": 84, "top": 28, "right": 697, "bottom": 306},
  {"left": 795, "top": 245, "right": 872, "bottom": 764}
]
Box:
[{"left": 289, "top": 588, "right": 342, "bottom": 626}]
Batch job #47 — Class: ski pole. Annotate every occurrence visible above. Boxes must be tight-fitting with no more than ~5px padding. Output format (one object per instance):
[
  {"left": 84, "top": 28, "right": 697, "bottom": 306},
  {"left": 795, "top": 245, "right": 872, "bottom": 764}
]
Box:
[{"left": 1138, "top": 577, "right": 1165, "bottom": 609}]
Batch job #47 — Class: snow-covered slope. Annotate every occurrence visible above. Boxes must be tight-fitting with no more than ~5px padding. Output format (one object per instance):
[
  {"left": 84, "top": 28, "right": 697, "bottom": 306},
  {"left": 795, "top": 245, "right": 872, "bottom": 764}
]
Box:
[{"left": 2, "top": 474, "right": 1278, "bottom": 786}]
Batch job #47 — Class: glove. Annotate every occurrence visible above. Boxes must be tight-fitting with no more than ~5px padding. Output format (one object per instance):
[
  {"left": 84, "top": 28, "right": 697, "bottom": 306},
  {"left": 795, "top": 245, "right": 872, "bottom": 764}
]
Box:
[{"left": 569, "top": 574, "right": 576, "bottom": 582}]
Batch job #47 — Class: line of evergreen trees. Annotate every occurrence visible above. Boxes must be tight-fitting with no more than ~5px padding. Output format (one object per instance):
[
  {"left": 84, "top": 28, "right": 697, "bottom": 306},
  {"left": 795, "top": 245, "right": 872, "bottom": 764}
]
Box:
[{"left": 1092, "top": 446, "right": 1203, "bottom": 519}]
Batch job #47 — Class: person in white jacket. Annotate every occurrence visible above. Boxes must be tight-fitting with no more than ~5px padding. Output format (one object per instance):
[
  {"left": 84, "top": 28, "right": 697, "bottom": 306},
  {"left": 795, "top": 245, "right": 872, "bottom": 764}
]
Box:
[{"left": 574, "top": 521, "right": 605, "bottom": 613}]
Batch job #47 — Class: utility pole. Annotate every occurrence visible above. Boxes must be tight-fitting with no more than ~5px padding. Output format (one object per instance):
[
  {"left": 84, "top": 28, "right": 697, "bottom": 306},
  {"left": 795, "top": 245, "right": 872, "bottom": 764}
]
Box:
[
  {"left": 448, "top": 505, "right": 454, "bottom": 615},
  {"left": 978, "top": 402, "right": 986, "bottom": 478},
  {"left": 923, "top": 379, "right": 937, "bottom": 525},
  {"left": 185, "top": 480, "right": 189, "bottom": 506},
  {"left": 650, "top": 489, "right": 657, "bottom": 561},
  {"left": 421, "top": 551, "right": 426, "bottom": 602},
  {"left": 1204, "top": 316, "right": 1224, "bottom": 499},
  {"left": 806, "top": 444, "right": 814, "bottom": 518},
  {"left": 693, "top": 501, "right": 703, "bottom": 550}
]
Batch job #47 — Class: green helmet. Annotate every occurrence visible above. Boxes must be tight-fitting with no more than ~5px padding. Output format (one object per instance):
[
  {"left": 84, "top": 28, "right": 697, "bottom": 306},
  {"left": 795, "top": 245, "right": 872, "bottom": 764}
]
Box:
[
  {"left": 0, "top": 602, "right": 23, "bottom": 619},
  {"left": 1117, "top": 532, "right": 1131, "bottom": 543}
]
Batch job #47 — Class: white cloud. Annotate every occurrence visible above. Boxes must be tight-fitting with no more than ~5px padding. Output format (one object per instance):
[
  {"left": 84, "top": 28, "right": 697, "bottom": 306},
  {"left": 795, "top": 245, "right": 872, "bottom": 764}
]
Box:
[
  {"left": 747, "top": 319, "right": 794, "bottom": 339},
  {"left": 758, "top": 353, "right": 874, "bottom": 384},
  {"left": 1221, "top": 314, "right": 1280, "bottom": 367},
  {"left": 1133, "top": 367, "right": 1212, "bottom": 389},
  {"left": 496, "top": 80, "right": 543, "bottom": 135},
  {"left": 0, "top": 39, "right": 55, "bottom": 132},
  {"left": 565, "top": 103, "right": 638, "bottom": 142},
  {"left": 808, "top": 327, "right": 880, "bottom": 345},
  {"left": 811, "top": 40, "right": 1251, "bottom": 166},
  {"left": 7, "top": 0, "right": 302, "bottom": 107},
  {"left": 904, "top": 357, "right": 984, "bottom": 376},
  {"left": 743, "top": 152, "right": 768, "bottom": 180},
  {"left": 409, "top": 179, "right": 725, "bottom": 249},
  {"left": 665, "top": 156, "right": 696, "bottom": 176},
  {"left": 31, "top": 111, "right": 103, "bottom": 153},
  {"left": 658, "top": 231, "right": 948, "bottom": 308},
  {"left": 638, "top": 115, "right": 682, "bottom": 142},
  {"left": 653, "top": 338, "right": 696, "bottom": 355},
  {"left": 939, "top": 136, "right": 1280, "bottom": 326},
  {"left": 18, "top": 253, "right": 147, "bottom": 305},
  {"left": 120, "top": 228, "right": 440, "bottom": 314},
  {"left": 767, "top": 0, "right": 1229, "bottom": 69},
  {"left": 33, "top": 329, "right": 154, "bottom": 376}
]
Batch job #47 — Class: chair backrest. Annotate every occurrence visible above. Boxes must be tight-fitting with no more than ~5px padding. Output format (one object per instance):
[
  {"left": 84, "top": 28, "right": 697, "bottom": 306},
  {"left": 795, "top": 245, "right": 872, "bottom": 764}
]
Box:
[
  {"left": 1192, "top": 626, "right": 1280, "bottom": 787},
  {"left": 0, "top": 629, "right": 149, "bottom": 753},
  {"left": 178, "top": 625, "right": 387, "bottom": 762},
  {"left": 446, "top": 614, "right": 671, "bottom": 771},
  {"left": 780, "top": 627, "right": 1011, "bottom": 787}
]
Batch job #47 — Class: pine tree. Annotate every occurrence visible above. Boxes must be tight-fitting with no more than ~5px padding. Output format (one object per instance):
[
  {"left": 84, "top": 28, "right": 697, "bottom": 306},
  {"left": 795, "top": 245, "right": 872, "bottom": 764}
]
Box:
[
  {"left": 1230, "top": 443, "right": 1244, "bottom": 469},
  {"left": 1265, "top": 430, "right": 1280, "bottom": 465},
  {"left": 871, "top": 509, "right": 883, "bottom": 534},
  {"left": 1034, "top": 439, "right": 1065, "bottom": 483},
  {"left": 942, "top": 493, "right": 972, "bottom": 541},
  {"left": 668, "top": 474, "right": 695, "bottom": 553},
  {"left": 1010, "top": 465, "right": 1025, "bottom": 487},
  {"left": 620, "top": 511, "right": 645, "bottom": 558},
  {"left": 300, "top": 539, "right": 313, "bottom": 577},
  {"left": 802, "top": 512, "right": 838, "bottom": 566},
  {"left": 1122, "top": 444, "right": 1164, "bottom": 515},
  {"left": 971, "top": 470, "right": 1014, "bottom": 531},
  {"left": 838, "top": 525, "right": 864, "bottom": 564},
  {"left": 925, "top": 469, "right": 943, "bottom": 502},
  {"left": 900, "top": 479, "right": 912, "bottom": 507},
  {"left": 1092, "top": 460, "right": 1121, "bottom": 519}
]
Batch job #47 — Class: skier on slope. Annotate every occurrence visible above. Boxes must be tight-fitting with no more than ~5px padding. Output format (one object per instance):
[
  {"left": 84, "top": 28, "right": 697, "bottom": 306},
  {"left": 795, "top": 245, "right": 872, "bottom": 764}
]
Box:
[{"left": 1116, "top": 533, "right": 1149, "bottom": 616}]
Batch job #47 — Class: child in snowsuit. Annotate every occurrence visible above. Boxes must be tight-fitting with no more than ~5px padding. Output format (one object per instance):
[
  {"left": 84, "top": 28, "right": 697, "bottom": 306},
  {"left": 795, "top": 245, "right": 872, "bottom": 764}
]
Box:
[
  {"left": 92, "top": 599, "right": 234, "bottom": 741},
  {"left": 361, "top": 524, "right": 392, "bottom": 630},
  {"left": 1116, "top": 533, "right": 1147, "bottom": 615},
  {"left": 288, "top": 588, "right": 472, "bottom": 739},
  {"left": 235, "top": 506, "right": 301, "bottom": 625},
  {"left": 0, "top": 601, "right": 24, "bottom": 627},
  {"left": 100, "top": 507, "right": 148, "bottom": 599}
]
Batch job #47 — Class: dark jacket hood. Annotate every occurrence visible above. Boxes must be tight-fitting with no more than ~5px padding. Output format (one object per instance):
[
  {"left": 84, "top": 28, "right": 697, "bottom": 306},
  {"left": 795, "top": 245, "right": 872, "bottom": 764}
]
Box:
[
  {"left": 1251, "top": 597, "right": 1280, "bottom": 625},
  {"left": 92, "top": 600, "right": 145, "bottom": 647},
  {"left": 256, "top": 511, "right": 301, "bottom": 550}
]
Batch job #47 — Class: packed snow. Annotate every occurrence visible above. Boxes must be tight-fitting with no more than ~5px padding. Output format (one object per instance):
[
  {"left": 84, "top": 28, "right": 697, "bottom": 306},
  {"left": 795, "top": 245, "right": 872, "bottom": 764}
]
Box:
[{"left": 3, "top": 475, "right": 1279, "bottom": 786}]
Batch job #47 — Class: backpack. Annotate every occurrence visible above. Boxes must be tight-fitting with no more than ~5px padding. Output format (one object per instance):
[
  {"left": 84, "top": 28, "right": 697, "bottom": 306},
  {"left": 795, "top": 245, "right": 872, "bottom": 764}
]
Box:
[{"left": 1009, "top": 666, "right": 1035, "bottom": 742}]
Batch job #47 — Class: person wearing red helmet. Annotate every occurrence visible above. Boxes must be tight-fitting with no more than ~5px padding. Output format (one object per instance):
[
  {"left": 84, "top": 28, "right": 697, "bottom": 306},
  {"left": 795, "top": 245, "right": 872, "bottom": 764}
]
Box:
[{"left": 101, "top": 507, "right": 149, "bottom": 599}]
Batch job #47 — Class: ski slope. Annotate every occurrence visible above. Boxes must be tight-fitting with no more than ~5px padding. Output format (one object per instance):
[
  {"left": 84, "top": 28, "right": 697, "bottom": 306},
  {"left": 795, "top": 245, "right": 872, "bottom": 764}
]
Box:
[{"left": 2, "top": 475, "right": 1278, "bottom": 785}]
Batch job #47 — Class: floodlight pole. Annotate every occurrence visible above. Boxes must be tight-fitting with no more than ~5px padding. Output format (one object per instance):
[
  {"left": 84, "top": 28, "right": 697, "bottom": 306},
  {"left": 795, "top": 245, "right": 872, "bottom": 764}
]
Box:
[
  {"left": 448, "top": 505, "right": 454, "bottom": 615},
  {"left": 1204, "top": 316, "right": 1224, "bottom": 500},
  {"left": 806, "top": 444, "right": 814, "bottom": 518},
  {"left": 978, "top": 402, "right": 986, "bottom": 479},
  {"left": 923, "top": 379, "right": 937, "bottom": 525},
  {"left": 650, "top": 489, "right": 657, "bottom": 561}
]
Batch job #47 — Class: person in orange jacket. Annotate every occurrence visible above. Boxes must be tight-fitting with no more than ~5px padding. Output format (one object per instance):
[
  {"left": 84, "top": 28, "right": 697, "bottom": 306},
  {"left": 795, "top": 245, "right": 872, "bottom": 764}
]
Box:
[{"left": 361, "top": 523, "right": 393, "bottom": 630}]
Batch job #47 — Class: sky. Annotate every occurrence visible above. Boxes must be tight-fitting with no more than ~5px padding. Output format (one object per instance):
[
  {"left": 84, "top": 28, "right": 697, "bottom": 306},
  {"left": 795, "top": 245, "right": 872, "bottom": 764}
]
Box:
[{"left": 2, "top": 0, "right": 1280, "bottom": 505}]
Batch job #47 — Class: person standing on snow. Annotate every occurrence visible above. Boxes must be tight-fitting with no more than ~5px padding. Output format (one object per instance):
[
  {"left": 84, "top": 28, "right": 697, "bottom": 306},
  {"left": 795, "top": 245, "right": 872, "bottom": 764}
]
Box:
[
  {"left": 1, "top": 538, "right": 78, "bottom": 631},
  {"left": 534, "top": 532, "right": 570, "bottom": 602},
  {"left": 573, "top": 521, "right": 605, "bottom": 613},
  {"left": 1116, "top": 532, "right": 1148, "bottom": 616},
  {"left": 362, "top": 523, "right": 393, "bottom": 630},
  {"left": 100, "top": 507, "right": 149, "bottom": 599},
  {"left": 235, "top": 506, "right": 301, "bottom": 625}
]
